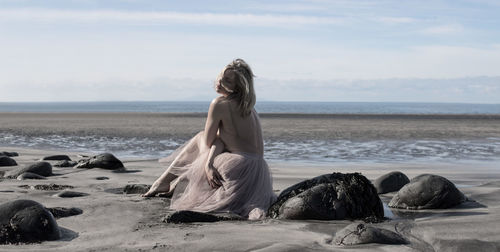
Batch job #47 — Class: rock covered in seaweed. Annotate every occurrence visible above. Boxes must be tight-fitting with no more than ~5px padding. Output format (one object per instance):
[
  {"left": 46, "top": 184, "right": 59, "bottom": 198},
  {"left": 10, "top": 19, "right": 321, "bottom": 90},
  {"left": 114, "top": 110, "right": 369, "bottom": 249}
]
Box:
[
  {"left": 0, "top": 156, "right": 17, "bottom": 167},
  {"left": 74, "top": 153, "right": 124, "bottom": 170},
  {"left": 0, "top": 200, "right": 60, "bottom": 244},
  {"left": 334, "top": 223, "right": 407, "bottom": 245},
  {"left": 388, "top": 174, "right": 466, "bottom": 209},
  {"left": 4, "top": 162, "right": 53, "bottom": 178},
  {"left": 268, "top": 173, "right": 383, "bottom": 220},
  {"left": 373, "top": 171, "right": 410, "bottom": 194}
]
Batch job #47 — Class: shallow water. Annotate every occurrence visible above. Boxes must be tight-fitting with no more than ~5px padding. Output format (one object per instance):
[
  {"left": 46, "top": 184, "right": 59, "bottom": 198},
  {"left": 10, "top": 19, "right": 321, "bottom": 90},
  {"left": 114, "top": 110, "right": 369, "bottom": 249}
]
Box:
[{"left": 1, "top": 132, "right": 499, "bottom": 163}]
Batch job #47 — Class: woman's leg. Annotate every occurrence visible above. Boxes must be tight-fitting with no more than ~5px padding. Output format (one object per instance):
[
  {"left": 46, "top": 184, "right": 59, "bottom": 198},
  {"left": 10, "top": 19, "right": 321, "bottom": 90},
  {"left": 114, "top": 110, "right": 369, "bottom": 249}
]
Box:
[{"left": 142, "top": 133, "right": 203, "bottom": 197}]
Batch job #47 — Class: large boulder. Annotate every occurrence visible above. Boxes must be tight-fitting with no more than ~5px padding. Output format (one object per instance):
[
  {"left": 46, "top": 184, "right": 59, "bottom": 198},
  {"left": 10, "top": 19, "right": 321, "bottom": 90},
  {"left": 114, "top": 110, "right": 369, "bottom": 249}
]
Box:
[
  {"left": 0, "top": 156, "right": 17, "bottom": 167},
  {"left": 4, "top": 162, "right": 53, "bottom": 179},
  {"left": 389, "top": 174, "right": 466, "bottom": 209},
  {"left": 42, "top": 155, "right": 71, "bottom": 161},
  {"left": 268, "top": 173, "right": 383, "bottom": 220},
  {"left": 74, "top": 153, "right": 124, "bottom": 170},
  {"left": 373, "top": 171, "right": 410, "bottom": 194},
  {"left": 0, "top": 200, "right": 60, "bottom": 244},
  {"left": 334, "top": 223, "right": 407, "bottom": 245}
]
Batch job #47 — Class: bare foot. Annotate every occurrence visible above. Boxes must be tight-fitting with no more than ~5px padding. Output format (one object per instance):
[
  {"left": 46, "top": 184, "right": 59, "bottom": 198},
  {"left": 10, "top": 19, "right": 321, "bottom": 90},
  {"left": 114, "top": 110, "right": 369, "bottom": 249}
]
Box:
[{"left": 141, "top": 181, "right": 170, "bottom": 197}]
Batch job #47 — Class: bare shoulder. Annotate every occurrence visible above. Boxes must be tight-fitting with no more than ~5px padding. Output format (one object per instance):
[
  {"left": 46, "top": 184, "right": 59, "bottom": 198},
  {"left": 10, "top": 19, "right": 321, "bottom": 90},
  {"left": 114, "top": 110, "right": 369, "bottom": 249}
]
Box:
[
  {"left": 211, "top": 96, "right": 228, "bottom": 105},
  {"left": 210, "top": 96, "right": 230, "bottom": 112}
]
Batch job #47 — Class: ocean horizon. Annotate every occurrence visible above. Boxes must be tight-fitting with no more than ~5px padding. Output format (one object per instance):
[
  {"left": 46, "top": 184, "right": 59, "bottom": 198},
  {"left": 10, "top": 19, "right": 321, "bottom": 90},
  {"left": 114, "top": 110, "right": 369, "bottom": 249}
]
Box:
[{"left": 1, "top": 101, "right": 500, "bottom": 114}]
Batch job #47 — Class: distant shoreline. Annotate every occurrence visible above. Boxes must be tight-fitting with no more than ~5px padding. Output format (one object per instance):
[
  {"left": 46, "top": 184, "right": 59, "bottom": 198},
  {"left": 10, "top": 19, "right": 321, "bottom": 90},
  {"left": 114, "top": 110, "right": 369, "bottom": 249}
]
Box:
[{"left": 1, "top": 111, "right": 500, "bottom": 120}]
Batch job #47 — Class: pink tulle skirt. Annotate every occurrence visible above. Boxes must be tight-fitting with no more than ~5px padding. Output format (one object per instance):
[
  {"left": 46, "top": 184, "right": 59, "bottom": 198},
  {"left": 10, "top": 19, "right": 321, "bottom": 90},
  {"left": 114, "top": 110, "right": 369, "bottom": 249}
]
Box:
[{"left": 164, "top": 132, "right": 276, "bottom": 220}]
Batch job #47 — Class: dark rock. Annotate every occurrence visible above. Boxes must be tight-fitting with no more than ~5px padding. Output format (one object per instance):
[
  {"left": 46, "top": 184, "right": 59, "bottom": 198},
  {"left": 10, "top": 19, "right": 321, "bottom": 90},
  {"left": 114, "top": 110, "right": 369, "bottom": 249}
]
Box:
[
  {"left": 0, "top": 200, "right": 60, "bottom": 244},
  {"left": 53, "top": 191, "right": 89, "bottom": 198},
  {"left": 123, "top": 184, "right": 151, "bottom": 194},
  {"left": 389, "top": 174, "right": 467, "bottom": 209},
  {"left": 42, "top": 155, "right": 71, "bottom": 161},
  {"left": 4, "top": 161, "right": 52, "bottom": 178},
  {"left": 74, "top": 153, "right": 124, "bottom": 170},
  {"left": 0, "top": 156, "right": 17, "bottom": 167},
  {"left": 374, "top": 171, "right": 410, "bottom": 194},
  {"left": 18, "top": 184, "right": 74, "bottom": 191},
  {"left": 0, "top": 152, "right": 19, "bottom": 157},
  {"left": 334, "top": 223, "right": 407, "bottom": 245},
  {"left": 268, "top": 173, "right": 383, "bottom": 220},
  {"left": 53, "top": 160, "right": 78, "bottom": 167},
  {"left": 165, "top": 210, "right": 243, "bottom": 223},
  {"left": 46, "top": 207, "right": 83, "bottom": 219},
  {"left": 17, "top": 172, "right": 47, "bottom": 180},
  {"left": 95, "top": 176, "right": 109, "bottom": 180}
]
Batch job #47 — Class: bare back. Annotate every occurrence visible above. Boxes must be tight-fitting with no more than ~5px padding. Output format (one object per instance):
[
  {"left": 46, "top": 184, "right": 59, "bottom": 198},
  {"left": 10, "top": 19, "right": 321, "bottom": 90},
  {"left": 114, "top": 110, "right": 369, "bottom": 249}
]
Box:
[{"left": 215, "top": 98, "right": 264, "bottom": 155}]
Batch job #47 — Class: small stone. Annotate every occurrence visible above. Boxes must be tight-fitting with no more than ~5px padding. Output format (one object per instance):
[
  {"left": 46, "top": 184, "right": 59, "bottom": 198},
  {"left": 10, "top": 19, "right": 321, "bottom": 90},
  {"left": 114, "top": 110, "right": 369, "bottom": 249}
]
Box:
[
  {"left": 334, "top": 223, "right": 407, "bottom": 245},
  {"left": 42, "top": 155, "right": 71, "bottom": 161},
  {"left": 374, "top": 171, "right": 410, "bottom": 194},
  {"left": 95, "top": 176, "right": 109, "bottom": 180},
  {"left": 53, "top": 160, "right": 78, "bottom": 167},
  {"left": 17, "top": 172, "right": 47, "bottom": 180},
  {"left": 4, "top": 161, "right": 52, "bottom": 178},
  {"left": 123, "top": 184, "right": 151, "bottom": 194},
  {"left": 0, "top": 156, "right": 17, "bottom": 167},
  {"left": 46, "top": 207, "right": 83, "bottom": 219},
  {"left": 0, "top": 151, "right": 19, "bottom": 157},
  {"left": 53, "top": 191, "right": 89, "bottom": 198},
  {"left": 165, "top": 210, "right": 243, "bottom": 223}
]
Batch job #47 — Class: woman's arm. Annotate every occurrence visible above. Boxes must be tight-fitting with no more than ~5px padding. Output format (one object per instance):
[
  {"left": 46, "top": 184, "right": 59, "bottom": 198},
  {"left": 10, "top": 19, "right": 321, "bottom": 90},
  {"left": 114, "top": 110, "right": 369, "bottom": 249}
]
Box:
[
  {"left": 205, "top": 137, "right": 225, "bottom": 188},
  {"left": 203, "top": 97, "right": 224, "bottom": 148},
  {"left": 203, "top": 97, "right": 226, "bottom": 188}
]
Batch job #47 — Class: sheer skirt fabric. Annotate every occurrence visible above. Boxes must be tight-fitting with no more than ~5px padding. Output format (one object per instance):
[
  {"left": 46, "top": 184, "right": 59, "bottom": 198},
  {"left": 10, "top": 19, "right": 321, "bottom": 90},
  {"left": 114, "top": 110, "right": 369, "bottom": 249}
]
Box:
[{"left": 163, "top": 132, "right": 276, "bottom": 220}]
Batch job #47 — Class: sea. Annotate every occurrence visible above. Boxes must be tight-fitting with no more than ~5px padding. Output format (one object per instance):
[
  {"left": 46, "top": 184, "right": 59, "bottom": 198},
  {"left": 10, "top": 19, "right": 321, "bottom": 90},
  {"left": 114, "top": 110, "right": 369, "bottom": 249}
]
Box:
[
  {"left": 1, "top": 101, "right": 500, "bottom": 164},
  {"left": 1, "top": 101, "right": 500, "bottom": 114}
]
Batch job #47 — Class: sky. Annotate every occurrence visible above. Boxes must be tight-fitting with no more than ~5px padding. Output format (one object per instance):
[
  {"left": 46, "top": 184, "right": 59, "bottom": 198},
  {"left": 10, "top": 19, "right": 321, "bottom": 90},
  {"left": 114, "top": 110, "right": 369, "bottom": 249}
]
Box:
[{"left": 0, "top": 0, "right": 499, "bottom": 103}]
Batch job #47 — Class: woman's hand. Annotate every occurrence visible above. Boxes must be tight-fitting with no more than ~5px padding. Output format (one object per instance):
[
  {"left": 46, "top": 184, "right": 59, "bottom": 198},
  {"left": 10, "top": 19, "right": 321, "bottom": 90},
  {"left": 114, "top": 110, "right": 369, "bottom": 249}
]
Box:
[{"left": 205, "top": 163, "right": 224, "bottom": 189}]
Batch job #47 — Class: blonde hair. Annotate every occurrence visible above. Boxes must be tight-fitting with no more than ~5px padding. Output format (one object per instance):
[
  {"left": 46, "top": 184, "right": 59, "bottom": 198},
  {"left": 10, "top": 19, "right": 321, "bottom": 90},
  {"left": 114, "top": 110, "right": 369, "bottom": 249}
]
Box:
[{"left": 221, "top": 58, "right": 256, "bottom": 117}]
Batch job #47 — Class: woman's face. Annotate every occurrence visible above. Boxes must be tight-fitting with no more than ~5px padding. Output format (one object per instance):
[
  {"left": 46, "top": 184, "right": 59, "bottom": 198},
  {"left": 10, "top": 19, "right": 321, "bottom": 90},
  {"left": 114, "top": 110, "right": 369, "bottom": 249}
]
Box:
[{"left": 215, "top": 70, "right": 236, "bottom": 96}]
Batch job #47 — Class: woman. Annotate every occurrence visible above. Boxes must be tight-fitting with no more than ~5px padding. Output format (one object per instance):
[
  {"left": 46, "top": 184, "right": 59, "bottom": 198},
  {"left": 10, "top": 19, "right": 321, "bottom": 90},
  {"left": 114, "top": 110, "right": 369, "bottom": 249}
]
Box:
[{"left": 142, "top": 59, "right": 276, "bottom": 219}]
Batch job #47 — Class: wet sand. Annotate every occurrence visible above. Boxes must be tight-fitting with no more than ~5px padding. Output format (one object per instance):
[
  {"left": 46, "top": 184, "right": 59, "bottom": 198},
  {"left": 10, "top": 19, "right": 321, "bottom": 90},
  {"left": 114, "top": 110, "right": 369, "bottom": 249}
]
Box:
[
  {"left": 1, "top": 112, "right": 499, "bottom": 140},
  {"left": 1, "top": 113, "right": 500, "bottom": 251},
  {"left": 0, "top": 147, "right": 499, "bottom": 251}
]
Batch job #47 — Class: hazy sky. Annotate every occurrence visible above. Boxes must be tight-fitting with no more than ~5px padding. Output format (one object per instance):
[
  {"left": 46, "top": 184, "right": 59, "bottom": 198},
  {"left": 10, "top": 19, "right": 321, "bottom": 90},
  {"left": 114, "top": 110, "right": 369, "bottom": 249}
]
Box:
[{"left": 1, "top": 0, "right": 499, "bottom": 103}]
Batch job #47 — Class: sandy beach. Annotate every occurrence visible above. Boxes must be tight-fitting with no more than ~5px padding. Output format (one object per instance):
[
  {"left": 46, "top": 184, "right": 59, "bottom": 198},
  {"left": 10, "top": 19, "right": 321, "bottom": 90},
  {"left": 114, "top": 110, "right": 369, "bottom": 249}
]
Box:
[{"left": 1, "top": 113, "right": 500, "bottom": 251}]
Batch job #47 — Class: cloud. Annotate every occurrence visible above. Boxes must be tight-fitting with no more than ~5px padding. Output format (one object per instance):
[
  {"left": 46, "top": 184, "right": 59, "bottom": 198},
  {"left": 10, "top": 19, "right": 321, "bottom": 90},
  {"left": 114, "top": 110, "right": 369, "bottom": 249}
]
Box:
[
  {"left": 420, "top": 24, "right": 464, "bottom": 35},
  {"left": 0, "top": 8, "right": 346, "bottom": 27},
  {"left": 373, "top": 16, "right": 418, "bottom": 24}
]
